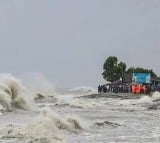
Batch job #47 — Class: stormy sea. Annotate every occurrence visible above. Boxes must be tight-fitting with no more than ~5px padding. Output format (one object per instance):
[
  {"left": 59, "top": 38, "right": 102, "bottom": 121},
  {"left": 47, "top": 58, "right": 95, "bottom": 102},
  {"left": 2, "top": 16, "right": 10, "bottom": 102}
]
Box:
[{"left": 0, "top": 74, "right": 160, "bottom": 143}]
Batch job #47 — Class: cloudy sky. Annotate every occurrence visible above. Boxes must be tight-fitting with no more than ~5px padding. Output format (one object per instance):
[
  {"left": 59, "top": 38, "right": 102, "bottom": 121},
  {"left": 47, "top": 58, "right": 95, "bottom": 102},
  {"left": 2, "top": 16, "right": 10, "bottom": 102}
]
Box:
[{"left": 0, "top": 0, "right": 159, "bottom": 88}]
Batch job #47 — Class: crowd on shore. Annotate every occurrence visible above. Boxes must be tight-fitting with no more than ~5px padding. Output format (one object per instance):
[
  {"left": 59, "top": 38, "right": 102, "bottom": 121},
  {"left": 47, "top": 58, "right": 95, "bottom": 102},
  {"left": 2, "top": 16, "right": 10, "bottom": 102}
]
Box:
[
  {"left": 98, "top": 83, "right": 160, "bottom": 94},
  {"left": 98, "top": 83, "right": 130, "bottom": 93}
]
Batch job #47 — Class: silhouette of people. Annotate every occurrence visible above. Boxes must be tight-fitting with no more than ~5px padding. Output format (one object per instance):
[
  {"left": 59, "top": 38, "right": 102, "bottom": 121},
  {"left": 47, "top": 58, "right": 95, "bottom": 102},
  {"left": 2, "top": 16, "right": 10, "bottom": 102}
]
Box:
[{"left": 98, "top": 85, "right": 102, "bottom": 93}]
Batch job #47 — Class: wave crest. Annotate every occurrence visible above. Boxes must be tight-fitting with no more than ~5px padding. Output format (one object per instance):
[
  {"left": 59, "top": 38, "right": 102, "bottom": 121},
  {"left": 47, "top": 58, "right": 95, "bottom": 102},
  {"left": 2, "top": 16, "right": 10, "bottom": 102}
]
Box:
[{"left": 0, "top": 74, "right": 31, "bottom": 112}]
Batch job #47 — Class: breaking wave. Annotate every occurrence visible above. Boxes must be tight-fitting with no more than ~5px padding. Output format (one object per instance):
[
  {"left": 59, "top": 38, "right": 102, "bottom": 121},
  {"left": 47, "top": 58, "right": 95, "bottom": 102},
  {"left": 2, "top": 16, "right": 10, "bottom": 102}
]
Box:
[
  {"left": 116, "top": 92, "right": 160, "bottom": 111},
  {"left": 0, "top": 74, "right": 87, "bottom": 142},
  {"left": 69, "top": 86, "right": 97, "bottom": 93},
  {"left": 35, "top": 107, "right": 86, "bottom": 131},
  {"left": 148, "top": 92, "right": 160, "bottom": 110},
  {"left": 2, "top": 124, "right": 64, "bottom": 143},
  {"left": 0, "top": 74, "right": 34, "bottom": 112},
  {"left": 2, "top": 107, "right": 86, "bottom": 143},
  {"left": 137, "top": 96, "right": 152, "bottom": 104},
  {"left": 137, "top": 92, "right": 160, "bottom": 105},
  {"left": 152, "top": 91, "right": 160, "bottom": 101},
  {"left": 18, "top": 73, "right": 56, "bottom": 99}
]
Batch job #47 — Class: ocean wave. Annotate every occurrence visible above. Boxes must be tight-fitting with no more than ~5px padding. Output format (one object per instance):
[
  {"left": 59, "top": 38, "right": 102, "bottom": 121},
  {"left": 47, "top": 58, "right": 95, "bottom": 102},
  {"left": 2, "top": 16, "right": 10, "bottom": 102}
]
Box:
[
  {"left": 69, "top": 86, "right": 97, "bottom": 93},
  {"left": 1, "top": 107, "right": 86, "bottom": 143},
  {"left": 0, "top": 74, "right": 31, "bottom": 112}
]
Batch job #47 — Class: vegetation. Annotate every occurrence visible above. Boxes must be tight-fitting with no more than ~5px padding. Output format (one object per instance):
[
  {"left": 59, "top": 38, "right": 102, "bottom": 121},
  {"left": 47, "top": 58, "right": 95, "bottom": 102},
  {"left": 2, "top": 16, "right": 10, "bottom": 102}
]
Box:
[{"left": 102, "top": 56, "right": 157, "bottom": 82}]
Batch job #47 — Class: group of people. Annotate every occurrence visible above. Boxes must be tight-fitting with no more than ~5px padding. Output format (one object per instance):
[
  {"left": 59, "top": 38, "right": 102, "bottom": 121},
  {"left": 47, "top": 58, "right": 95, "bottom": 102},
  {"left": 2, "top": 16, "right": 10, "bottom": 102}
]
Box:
[
  {"left": 98, "top": 83, "right": 130, "bottom": 93},
  {"left": 131, "top": 83, "right": 160, "bottom": 94},
  {"left": 98, "top": 83, "right": 160, "bottom": 94}
]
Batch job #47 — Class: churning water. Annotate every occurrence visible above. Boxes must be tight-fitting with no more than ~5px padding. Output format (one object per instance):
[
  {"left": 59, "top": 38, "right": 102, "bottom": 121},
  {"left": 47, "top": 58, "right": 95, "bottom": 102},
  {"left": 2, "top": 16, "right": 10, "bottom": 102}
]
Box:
[{"left": 0, "top": 74, "right": 160, "bottom": 143}]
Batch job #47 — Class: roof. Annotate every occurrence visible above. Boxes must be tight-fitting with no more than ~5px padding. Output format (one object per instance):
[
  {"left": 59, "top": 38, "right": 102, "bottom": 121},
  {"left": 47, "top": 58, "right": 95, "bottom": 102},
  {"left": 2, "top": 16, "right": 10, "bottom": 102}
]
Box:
[{"left": 151, "top": 77, "right": 160, "bottom": 82}]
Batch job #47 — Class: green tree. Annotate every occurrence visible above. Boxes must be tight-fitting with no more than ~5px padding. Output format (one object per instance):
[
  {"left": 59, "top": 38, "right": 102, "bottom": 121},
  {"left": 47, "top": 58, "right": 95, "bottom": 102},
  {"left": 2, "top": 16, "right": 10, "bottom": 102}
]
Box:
[
  {"left": 117, "top": 62, "right": 126, "bottom": 80},
  {"left": 102, "top": 56, "right": 124, "bottom": 82},
  {"left": 102, "top": 56, "right": 157, "bottom": 82}
]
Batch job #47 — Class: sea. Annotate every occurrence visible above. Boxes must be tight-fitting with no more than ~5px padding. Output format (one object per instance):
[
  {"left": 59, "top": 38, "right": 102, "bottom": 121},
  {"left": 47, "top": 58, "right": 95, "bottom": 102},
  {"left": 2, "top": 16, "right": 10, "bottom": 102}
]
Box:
[{"left": 0, "top": 74, "right": 160, "bottom": 143}]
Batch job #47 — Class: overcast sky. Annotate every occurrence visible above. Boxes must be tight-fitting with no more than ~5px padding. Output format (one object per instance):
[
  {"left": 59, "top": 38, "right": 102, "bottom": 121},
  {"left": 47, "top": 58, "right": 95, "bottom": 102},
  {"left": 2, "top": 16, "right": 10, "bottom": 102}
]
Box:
[{"left": 0, "top": 0, "right": 160, "bottom": 88}]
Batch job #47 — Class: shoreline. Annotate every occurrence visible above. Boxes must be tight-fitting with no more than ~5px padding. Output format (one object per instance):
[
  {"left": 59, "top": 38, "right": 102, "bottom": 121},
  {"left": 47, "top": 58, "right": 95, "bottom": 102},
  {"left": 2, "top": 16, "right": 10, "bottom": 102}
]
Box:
[{"left": 80, "top": 92, "right": 151, "bottom": 100}]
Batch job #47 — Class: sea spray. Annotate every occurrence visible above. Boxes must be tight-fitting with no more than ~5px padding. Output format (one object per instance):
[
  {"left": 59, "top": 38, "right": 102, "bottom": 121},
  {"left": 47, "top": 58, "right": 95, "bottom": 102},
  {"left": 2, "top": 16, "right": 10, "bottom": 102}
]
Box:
[
  {"left": 0, "top": 74, "right": 36, "bottom": 112},
  {"left": 152, "top": 91, "right": 160, "bottom": 100},
  {"left": 36, "top": 107, "right": 86, "bottom": 131},
  {"left": 137, "top": 92, "right": 160, "bottom": 105},
  {"left": 0, "top": 90, "right": 12, "bottom": 111},
  {"left": 65, "top": 114, "right": 88, "bottom": 130},
  {"left": 2, "top": 123, "right": 64, "bottom": 143},
  {"left": 22, "top": 107, "right": 86, "bottom": 142},
  {"left": 148, "top": 92, "right": 160, "bottom": 110},
  {"left": 137, "top": 96, "right": 152, "bottom": 104},
  {"left": 58, "top": 97, "right": 95, "bottom": 109},
  {"left": 18, "top": 73, "right": 56, "bottom": 99},
  {"left": 69, "top": 86, "right": 97, "bottom": 95},
  {"left": 0, "top": 74, "right": 89, "bottom": 142},
  {"left": 2, "top": 107, "right": 86, "bottom": 143}
]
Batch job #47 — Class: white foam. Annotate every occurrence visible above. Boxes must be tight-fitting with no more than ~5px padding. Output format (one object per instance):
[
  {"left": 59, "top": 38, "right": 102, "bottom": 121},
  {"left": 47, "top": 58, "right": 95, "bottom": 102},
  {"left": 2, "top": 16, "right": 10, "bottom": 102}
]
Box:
[
  {"left": 2, "top": 123, "right": 64, "bottom": 143},
  {"left": 1, "top": 106, "right": 87, "bottom": 142},
  {"left": 0, "top": 74, "right": 36, "bottom": 112},
  {"left": 69, "top": 86, "right": 97, "bottom": 93},
  {"left": 118, "top": 100, "right": 134, "bottom": 106},
  {"left": 18, "top": 72, "right": 56, "bottom": 98},
  {"left": 137, "top": 96, "right": 152, "bottom": 104},
  {"left": 36, "top": 107, "right": 86, "bottom": 131},
  {"left": 18, "top": 106, "right": 87, "bottom": 141},
  {"left": 152, "top": 92, "right": 160, "bottom": 100}
]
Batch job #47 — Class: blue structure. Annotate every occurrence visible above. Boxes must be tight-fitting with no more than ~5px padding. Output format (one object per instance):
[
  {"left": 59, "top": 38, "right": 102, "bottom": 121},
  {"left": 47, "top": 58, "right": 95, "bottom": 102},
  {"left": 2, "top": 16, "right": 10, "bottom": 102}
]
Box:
[{"left": 132, "top": 73, "right": 151, "bottom": 84}]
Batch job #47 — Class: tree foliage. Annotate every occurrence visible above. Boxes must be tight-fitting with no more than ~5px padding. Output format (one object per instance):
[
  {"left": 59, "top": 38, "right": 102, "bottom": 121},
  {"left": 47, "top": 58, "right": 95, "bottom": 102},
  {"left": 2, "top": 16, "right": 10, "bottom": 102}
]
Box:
[
  {"left": 117, "top": 62, "right": 126, "bottom": 79},
  {"left": 102, "top": 56, "right": 157, "bottom": 82},
  {"left": 102, "top": 56, "right": 126, "bottom": 82}
]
